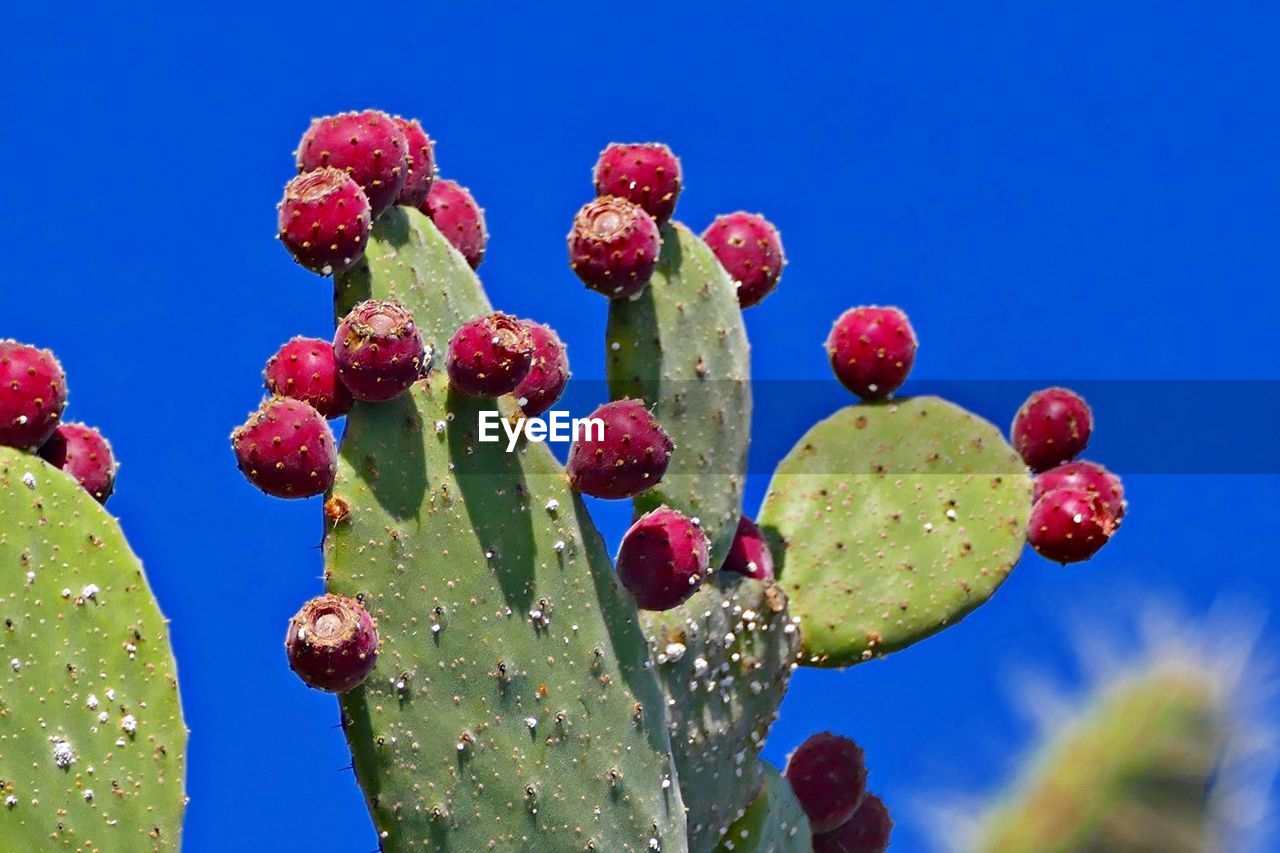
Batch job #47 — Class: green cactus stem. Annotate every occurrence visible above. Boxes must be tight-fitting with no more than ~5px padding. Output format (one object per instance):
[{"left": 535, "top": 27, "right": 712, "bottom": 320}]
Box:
[
  {"left": 642, "top": 573, "right": 801, "bottom": 850},
  {"left": 713, "top": 764, "right": 811, "bottom": 853},
  {"left": 326, "top": 207, "right": 688, "bottom": 851},
  {"left": 0, "top": 447, "right": 186, "bottom": 852},
  {"left": 758, "top": 397, "right": 1030, "bottom": 667},
  {"left": 606, "top": 222, "right": 752, "bottom": 570}
]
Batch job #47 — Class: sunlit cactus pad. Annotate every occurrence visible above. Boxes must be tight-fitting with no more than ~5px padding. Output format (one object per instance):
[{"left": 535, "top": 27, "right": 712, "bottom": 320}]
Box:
[
  {"left": 607, "top": 222, "right": 751, "bottom": 569},
  {"left": 642, "top": 573, "right": 801, "bottom": 849},
  {"left": 0, "top": 448, "right": 186, "bottom": 851},
  {"left": 759, "top": 397, "right": 1030, "bottom": 667},
  {"left": 713, "top": 764, "right": 811, "bottom": 853}
]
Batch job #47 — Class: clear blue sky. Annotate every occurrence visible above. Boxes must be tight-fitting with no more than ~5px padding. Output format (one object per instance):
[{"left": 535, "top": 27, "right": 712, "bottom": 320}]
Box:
[{"left": 4, "top": 3, "right": 1278, "bottom": 850}]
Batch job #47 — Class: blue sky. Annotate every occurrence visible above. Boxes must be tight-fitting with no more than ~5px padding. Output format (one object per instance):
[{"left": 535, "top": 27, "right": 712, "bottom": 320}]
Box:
[{"left": 4, "top": 2, "right": 1278, "bottom": 850}]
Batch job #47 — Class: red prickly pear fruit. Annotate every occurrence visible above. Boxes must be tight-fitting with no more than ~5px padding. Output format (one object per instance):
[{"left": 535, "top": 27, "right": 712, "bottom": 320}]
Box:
[
  {"left": 513, "top": 321, "right": 570, "bottom": 417},
  {"left": 421, "top": 179, "right": 487, "bottom": 269},
  {"left": 334, "top": 300, "right": 426, "bottom": 403},
  {"left": 826, "top": 307, "right": 918, "bottom": 401},
  {"left": 277, "top": 167, "right": 372, "bottom": 276},
  {"left": 1012, "top": 387, "right": 1093, "bottom": 473},
  {"left": 38, "top": 423, "right": 116, "bottom": 503},
  {"left": 721, "top": 515, "right": 775, "bottom": 581},
  {"left": 566, "top": 399, "right": 674, "bottom": 499},
  {"left": 1034, "top": 460, "right": 1125, "bottom": 521},
  {"left": 231, "top": 397, "right": 336, "bottom": 499},
  {"left": 296, "top": 110, "right": 407, "bottom": 218},
  {"left": 812, "top": 793, "right": 893, "bottom": 853},
  {"left": 0, "top": 341, "right": 67, "bottom": 450},
  {"left": 264, "top": 336, "right": 354, "bottom": 419},
  {"left": 616, "top": 507, "right": 709, "bottom": 611},
  {"left": 784, "top": 732, "right": 869, "bottom": 834},
  {"left": 568, "top": 196, "right": 661, "bottom": 299},
  {"left": 285, "top": 593, "right": 379, "bottom": 693},
  {"left": 593, "top": 142, "right": 682, "bottom": 225},
  {"left": 446, "top": 313, "right": 534, "bottom": 398},
  {"left": 702, "top": 212, "right": 786, "bottom": 309},
  {"left": 392, "top": 117, "right": 436, "bottom": 207},
  {"left": 1027, "top": 486, "right": 1115, "bottom": 564}
]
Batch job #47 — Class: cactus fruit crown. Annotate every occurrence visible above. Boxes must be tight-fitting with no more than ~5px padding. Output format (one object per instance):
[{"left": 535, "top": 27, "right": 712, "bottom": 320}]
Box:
[{"left": 234, "top": 112, "right": 1130, "bottom": 851}]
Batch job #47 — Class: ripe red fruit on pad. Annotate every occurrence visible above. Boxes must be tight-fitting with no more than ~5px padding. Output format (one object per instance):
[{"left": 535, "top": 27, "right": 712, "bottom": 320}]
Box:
[
  {"left": 1027, "top": 486, "right": 1115, "bottom": 564},
  {"left": 513, "top": 321, "right": 570, "bottom": 416},
  {"left": 446, "top": 313, "right": 534, "bottom": 398},
  {"left": 334, "top": 300, "right": 426, "bottom": 403},
  {"left": 277, "top": 167, "right": 372, "bottom": 276},
  {"left": 568, "top": 196, "right": 661, "bottom": 299},
  {"left": 721, "top": 515, "right": 775, "bottom": 581},
  {"left": 285, "top": 594, "right": 379, "bottom": 693},
  {"left": 826, "top": 307, "right": 917, "bottom": 400},
  {"left": 593, "top": 142, "right": 682, "bottom": 224},
  {"left": 1011, "top": 387, "right": 1093, "bottom": 473},
  {"left": 784, "top": 731, "right": 869, "bottom": 834},
  {"left": 393, "top": 116, "right": 436, "bottom": 208},
  {"left": 38, "top": 423, "right": 116, "bottom": 503},
  {"left": 1034, "top": 460, "right": 1125, "bottom": 521},
  {"left": 811, "top": 792, "right": 893, "bottom": 853},
  {"left": 422, "top": 179, "right": 488, "bottom": 269},
  {"left": 615, "top": 507, "right": 709, "bottom": 611},
  {"left": 296, "top": 110, "right": 407, "bottom": 218},
  {"left": 566, "top": 398, "right": 673, "bottom": 499},
  {"left": 231, "top": 397, "right": 336, "bottom": 499},
  {"left": 264, "top": 336, "right": 354, "bottom": 419},
  {"left": 703, "top": 212, "right": 786, "bottom": 308},
  {"left": 0, "top": 340, "right": 67, "bottom": 450}
]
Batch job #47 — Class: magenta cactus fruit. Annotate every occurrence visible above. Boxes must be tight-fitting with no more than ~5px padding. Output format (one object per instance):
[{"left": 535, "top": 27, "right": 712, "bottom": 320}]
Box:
[
  {"left": 616, "top": 507, "right": 709, "bottom": 611},
  {"left": 0, "top": 341, "right": 67, "bottom": 450},
  {"left": 446, "top": 313, "right": 534, "bottom": 398},
  {"left": 296, "top": 110, "right": 407, "bottom": 218},
  {"left": 1027, "top": 486, "right": 1115, "bottom": 564},
  {"left": 812, "top": 793, "right": 893, "bottom": 853},
  {"left": 278, "top": 167, "right": 372, "bottom": 276},
  {"left": 1012, "top": 387, "right": 1093, "bottom": 473},
  {"left": 566, "top": 398, "right": 674, "bottom": 499},
  {"left": 721, "top": 515, "right": 775, "bottom": 581},
  {"left": 334, "top": 300, "right": 426, "bottom": 403},
  {"left": 231, "top": 397, "right": 336, "bottom": 499},
  {"left": 513, "top": 321, "right": 570, "bottom": 416},
  {"left": 593, "top": 142, "right": 682, "bottom": 224},
  {"left": 784, "top": 732, "right": 869, "bottom": 834},
  {"left": 1034, "top": 460, "right": 1125, "bottom": 521},
  {"left": 421, "top": 179, "right": 487, "bottom": 269},
  {"left": 38, "top": 423, "right": 116, "bottom": 503},
  {"left": 264, "top": 336, "right": 354, "bottom": 419},
  {"left": 826, "top": 306, "right": 918, "bottom": 400},
  {"left": 392, "top": 117, "right": 436, "bottom": 207},
  {"left": 703, "top": 212, "right": 786, "bottom": 308},
  {"left": 568, "top": 196, "right": 661, "bottom": 299},
  {"left": 285, "top": 593, "right": 379, "bottom": 693}
]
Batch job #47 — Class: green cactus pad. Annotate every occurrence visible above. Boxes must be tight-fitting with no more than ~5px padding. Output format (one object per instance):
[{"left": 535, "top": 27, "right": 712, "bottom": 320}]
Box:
[
  {"left": 606, "top": 222, "right": 751, "bottom": 569},
  {"left": 713, "top": 764, "right": 811, "bottom": 853},
  {"left": 974, "top": 664, "right": 1230, "bottom": 852},
  {"left": 0, "top": 448, "right": 186, "bottom": 852},
  {"left": 642, "top": 574, "right": 800, "bottom": 851},
  {"left": 326, "top": 208, "right": 687, "bottom": 851},
  {"left": 758, "top": 397, "right": 1030, "bottom": 667}
]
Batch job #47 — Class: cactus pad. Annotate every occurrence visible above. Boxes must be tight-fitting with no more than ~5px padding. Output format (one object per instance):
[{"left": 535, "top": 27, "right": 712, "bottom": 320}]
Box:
[
  {"left": 606, "top": 222, "right": 751, "bottom": 569},
  {"left": 758, "top": 397, "right": 1030, "bottom": 667},
  {"left": 713, "top": 764, "right": 811, "bottom": 853},
  {"left": 974, "top": 663, "right": 1231, "bottom": 852},
  {"left": 326, "top": 208, "right": 687, "bottom": 850},
  {"left": 0, "top": 448, "right": 186, "bottom": 851},
  {"left": 643, "top": 573, "right": 801, "bottom": 849}
]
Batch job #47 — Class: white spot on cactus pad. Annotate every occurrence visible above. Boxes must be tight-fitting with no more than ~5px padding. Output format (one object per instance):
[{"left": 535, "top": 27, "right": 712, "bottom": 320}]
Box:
[
  {"left": 21, "top": 472, "right": 36, "bottom": 489},
  {"left": 121, "top": 714, "right": 137, "bottom": 734},
  {"left": 51, "top": 738, "right": 75, "bottom": 768}
]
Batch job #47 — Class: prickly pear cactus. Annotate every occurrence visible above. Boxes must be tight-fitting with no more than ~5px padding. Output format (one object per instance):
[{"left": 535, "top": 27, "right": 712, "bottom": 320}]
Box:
[
  {"left": 325, "top": 207, "right": 687, "bottom": 851},
  {"left": 643, "top": 574, "right": 801, "bottom": 849},
  {"left": 973, "top": 663, "right": 1231, "bottom": 852},
  {"left": 713, "top": 764, "right": 811, "bottom": 853},
  {"left": 0, "top": 447, "right": 186, "bottom": 851},
  {"left": 759, "top": 397, "right": 1030, "bottom": 667},
  {"left": 606, "top": 222, "right": 751, "bottom": 569}
]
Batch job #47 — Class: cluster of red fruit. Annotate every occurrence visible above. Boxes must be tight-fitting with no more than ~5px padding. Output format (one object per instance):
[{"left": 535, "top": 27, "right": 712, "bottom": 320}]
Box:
[
  {"left": 0, "top": 341, "right": 117, "bottom": 503},
  {"left": 278, "top": 110, "right": 487, "bottom": 276},
  {"left": 783, "top": 731, "right": 892, "bottom": 852}
]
